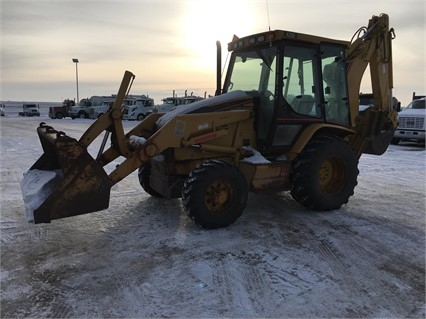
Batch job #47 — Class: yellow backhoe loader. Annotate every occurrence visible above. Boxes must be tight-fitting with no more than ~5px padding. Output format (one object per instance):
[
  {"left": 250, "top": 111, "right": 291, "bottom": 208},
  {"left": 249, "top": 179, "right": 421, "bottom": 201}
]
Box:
[{"left": 21, "top": 14, "right": 397, "bottom": 228}]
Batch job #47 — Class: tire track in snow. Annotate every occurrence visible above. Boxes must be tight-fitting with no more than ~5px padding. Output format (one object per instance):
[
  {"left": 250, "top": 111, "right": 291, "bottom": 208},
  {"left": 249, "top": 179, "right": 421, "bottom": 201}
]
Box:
[
  {"left": 210, "top": 251, "right": 275, "bottom": 316},
  {"left": 12, "top": 266, "right": 76, "bottom": 318}
]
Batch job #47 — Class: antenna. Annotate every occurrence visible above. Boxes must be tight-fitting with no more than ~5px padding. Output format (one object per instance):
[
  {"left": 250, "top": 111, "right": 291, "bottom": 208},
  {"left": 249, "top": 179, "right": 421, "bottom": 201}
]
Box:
[
  {"left": 265, "top": 0, "right": 271, "bottom": 32},
  {"left": 265, "top": 0, "right": 272, "bottom": 46}
]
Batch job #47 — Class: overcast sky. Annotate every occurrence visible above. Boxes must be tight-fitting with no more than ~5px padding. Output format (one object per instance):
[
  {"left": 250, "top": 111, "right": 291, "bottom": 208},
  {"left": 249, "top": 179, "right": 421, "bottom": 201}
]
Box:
[{"left": 1, "top": 0, "right": 425, "bottom": 105}]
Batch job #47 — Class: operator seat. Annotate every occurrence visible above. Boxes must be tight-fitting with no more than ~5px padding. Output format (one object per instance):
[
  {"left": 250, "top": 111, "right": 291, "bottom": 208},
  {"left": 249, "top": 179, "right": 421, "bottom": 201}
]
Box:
[
  {"left": 291, "top": 95, "right": 315, "bottom": 115},
  {"left": 323, "top": 60, "right": 348, "bottom": 124}
]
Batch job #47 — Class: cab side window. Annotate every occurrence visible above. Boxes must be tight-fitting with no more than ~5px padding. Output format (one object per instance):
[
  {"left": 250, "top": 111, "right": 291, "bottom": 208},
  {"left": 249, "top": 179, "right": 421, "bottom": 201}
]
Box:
[
  {"left": 321, "top": 44, "right": 349, "bottom": 125},
  {"left": 282, "top": 45, "right": 320, "bottom": 117}
]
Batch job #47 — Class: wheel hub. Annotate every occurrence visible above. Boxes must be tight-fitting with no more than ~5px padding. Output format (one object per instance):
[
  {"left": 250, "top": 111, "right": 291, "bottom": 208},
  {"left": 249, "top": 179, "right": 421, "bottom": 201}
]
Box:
[
  {"left": 205, "top": 180, "right": 234, "bottom": 214},
  {"left": 319, "top": 156, "right": 346, "bottom": 194}
]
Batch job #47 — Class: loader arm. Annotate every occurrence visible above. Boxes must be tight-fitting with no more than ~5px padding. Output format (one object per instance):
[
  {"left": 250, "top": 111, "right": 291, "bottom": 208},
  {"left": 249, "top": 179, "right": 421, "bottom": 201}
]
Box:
[
  {"left": 345, "top": 14, "right": 398, "bottom": 157},
  {"left": 103, "top": 110, "right": 253, "bottom": 185},
  {"left": 79, "top": 70, "right": 135, "bottom": 157}
]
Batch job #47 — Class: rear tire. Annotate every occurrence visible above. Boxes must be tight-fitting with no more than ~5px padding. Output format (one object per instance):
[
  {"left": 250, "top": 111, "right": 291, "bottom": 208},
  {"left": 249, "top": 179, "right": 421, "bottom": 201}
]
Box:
[
  {"left": 182, "top": 160, "right": 248, "bottom": 229},
  {"left": 290, "top": 135, "right": 358, "bottom": 210},
  {"left": 138, "top": 164, "right": 163, "bottom": 198}
]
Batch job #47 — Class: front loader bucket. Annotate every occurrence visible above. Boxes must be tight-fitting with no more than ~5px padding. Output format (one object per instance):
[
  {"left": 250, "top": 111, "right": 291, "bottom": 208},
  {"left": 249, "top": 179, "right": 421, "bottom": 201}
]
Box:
[{"left": 21, "top": 123, "right": 113, "bottom": 223}]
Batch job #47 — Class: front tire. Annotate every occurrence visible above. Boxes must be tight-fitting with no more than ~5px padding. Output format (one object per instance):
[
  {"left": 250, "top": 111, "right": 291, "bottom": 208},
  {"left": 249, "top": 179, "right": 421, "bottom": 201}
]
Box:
[
  {"left": 138, "top": 164, "right": 163, "bottom": 198},
  {"left": 182, "top": 160, "right": 248, "bottom": 229},
  {"left": 291, "top": 135, "right": 359, "bottom": 210}
]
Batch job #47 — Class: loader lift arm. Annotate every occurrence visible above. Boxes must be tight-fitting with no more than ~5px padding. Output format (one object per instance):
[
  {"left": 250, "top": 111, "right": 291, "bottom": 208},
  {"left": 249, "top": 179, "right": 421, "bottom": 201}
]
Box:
[
  {"left": 79, "top": 70, "right": 135, "bottom": 156},
  {"left": 78, "top": 70, "right": 253, "bottom": 186},
  {"left": 97, "top": 105, "right": 253, "bottom": 185}
]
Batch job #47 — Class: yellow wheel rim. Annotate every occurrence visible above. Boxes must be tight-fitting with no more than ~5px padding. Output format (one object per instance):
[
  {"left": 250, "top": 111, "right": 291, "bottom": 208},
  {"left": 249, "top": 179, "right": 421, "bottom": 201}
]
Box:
[
  {"left": 204, "top": 180, "right": 234, "bottom": 214},
  {"left": 319, "top": 156, "right": 346, "bottom": 194}
]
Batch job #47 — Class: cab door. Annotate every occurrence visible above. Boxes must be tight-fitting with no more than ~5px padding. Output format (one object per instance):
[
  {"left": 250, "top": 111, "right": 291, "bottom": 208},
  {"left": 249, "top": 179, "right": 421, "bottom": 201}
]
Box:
[
  {"left": 268, "top": 42, "right": 350, "bottom": 154},
  {"left": 268, "top": 44, "right": 323, "bottom": 153}
]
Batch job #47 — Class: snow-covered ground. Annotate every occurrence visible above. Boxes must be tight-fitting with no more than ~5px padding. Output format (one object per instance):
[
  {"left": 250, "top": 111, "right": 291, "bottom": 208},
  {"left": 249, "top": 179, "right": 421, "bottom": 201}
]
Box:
[{"left": 1, "top": 112, "right": 425, "bottom": 318}]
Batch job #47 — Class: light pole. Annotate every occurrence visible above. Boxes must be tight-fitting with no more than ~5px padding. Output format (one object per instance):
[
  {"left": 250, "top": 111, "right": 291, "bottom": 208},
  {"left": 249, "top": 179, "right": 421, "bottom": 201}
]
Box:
[{"left": 72, "top": 58, "right": 79, "bottom": 103}]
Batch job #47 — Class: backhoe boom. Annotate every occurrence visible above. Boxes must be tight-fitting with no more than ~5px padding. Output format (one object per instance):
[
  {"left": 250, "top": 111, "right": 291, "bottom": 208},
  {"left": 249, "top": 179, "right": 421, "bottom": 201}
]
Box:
[{"left": 346, "top": 14, "right": 397, "bottom": 156}]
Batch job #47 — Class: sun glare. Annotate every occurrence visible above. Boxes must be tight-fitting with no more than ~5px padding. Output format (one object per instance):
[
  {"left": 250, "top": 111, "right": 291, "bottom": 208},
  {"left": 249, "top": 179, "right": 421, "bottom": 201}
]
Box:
[{"left": 181, "top": 0, "right": 258, "bottom": 69}]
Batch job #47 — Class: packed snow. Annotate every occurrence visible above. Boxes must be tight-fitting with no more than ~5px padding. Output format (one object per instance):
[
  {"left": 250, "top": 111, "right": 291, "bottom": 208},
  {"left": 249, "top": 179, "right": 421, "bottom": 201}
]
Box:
[
  {"left": 129, "top": 135, "right": 147, "bottom": 147},
  {"left": 0, "top": 110, "right": 425, "bottom": 318},
  {"left": 20, "top": 169, "right": 63, "bottom": 222},
  {"left": 240, "top": 146, "right": 271, "bottom": 164}
]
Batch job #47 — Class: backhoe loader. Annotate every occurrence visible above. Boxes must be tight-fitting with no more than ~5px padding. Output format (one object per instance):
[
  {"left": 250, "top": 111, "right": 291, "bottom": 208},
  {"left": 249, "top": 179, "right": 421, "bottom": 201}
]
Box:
[{"left": 21, "top": 14, "right": 397, "bottom": 228}]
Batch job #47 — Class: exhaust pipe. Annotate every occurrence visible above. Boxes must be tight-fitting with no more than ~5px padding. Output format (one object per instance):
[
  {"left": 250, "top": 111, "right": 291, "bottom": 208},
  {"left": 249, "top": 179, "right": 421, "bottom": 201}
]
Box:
[{"left": 215, "top": 40, "right": 222, "bottom": 96}]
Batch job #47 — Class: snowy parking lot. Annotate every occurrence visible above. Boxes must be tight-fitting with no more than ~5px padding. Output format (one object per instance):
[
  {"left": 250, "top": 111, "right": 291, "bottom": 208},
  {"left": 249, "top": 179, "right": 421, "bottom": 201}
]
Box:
[{"left": 1, "top": 114, "right": 425, "bottom": 318}]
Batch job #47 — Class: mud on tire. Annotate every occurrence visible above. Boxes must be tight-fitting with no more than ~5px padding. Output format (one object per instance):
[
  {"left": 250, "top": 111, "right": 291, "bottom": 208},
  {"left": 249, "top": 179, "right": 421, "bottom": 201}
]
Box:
[
  {"left": 182, "top": 160, "right": 248, "bottom": 229},
  {"left": 290, "top": 135, "right": 359, "bottom": 211}
]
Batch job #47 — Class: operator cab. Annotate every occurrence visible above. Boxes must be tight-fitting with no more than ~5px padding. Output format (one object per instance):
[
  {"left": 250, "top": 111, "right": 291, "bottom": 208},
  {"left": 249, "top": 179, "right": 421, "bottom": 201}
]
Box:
[{"left": 222, "top": 30, "right": 350, "bottom": 155}]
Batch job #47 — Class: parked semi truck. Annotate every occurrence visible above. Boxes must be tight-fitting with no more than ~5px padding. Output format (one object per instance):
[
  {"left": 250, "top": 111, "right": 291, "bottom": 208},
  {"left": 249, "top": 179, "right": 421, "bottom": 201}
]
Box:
[
  {"left": 48, "top": 99, "right": 76, "bottom": 119},
  {"left": 89, "top": 101, "right": 115, "bottom": 119},
  {"left": 122, "top": 96, "right": 155, "bottom": 120}
]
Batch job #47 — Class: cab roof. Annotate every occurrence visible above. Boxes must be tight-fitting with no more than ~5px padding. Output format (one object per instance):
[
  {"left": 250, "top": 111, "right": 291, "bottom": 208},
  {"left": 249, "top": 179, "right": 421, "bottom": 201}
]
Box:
[{"left": 228, "top": 29, "right": 350, "bottom": 51}]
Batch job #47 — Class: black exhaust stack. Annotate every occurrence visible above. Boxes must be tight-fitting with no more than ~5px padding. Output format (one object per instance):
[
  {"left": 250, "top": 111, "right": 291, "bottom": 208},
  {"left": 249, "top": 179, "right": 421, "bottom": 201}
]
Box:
[{"left": 215, "top": 41, "right": 222, "bottom": 96}]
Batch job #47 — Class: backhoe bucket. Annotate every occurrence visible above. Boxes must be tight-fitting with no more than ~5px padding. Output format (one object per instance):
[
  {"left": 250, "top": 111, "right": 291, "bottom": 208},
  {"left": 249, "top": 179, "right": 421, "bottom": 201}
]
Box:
[
  {"left": 363, "top": 128, "right": 395, "bottom": 155},
  {"left": 21, "top": 124, "right": 113, "bottom": 223}
]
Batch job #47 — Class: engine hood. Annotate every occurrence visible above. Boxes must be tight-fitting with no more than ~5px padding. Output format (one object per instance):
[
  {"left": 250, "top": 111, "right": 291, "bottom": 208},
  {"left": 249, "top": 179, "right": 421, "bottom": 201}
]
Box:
[
  {"left": 156, "top": 90, "right": 252, "bottom": 127},
  {"left": 398, "top": 108, "right": 425, "bottom": 117}
]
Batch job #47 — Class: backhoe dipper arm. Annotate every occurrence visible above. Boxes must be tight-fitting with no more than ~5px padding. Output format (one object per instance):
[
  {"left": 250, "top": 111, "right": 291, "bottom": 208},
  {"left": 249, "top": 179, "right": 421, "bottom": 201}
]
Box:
[{"left": 346, "top": 14, "right": 397, "bottom": 156}]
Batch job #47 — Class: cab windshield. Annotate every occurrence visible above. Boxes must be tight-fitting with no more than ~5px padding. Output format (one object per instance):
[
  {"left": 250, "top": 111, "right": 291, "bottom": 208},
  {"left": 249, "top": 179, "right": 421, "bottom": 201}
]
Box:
[
  {"left": 224, "top": 47, "right": 277, "bottom": 94},
  {"left": 224, "top": 42, "right": 349, "bottom": 126},
  {"left": 405, "top": 99, "right": 425, "bottom": 110},
  {"left": 135, "top": 100, "right": 152, "bottom": 107}
]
